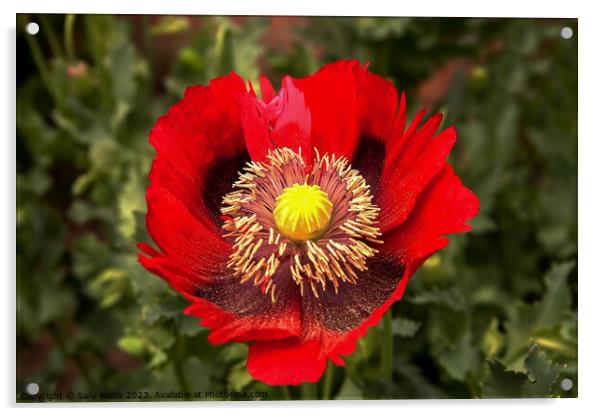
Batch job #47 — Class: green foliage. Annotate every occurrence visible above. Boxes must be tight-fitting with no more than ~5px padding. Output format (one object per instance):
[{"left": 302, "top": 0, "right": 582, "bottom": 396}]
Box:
[
  {"left": 483, "top": 344, "right": 564, "bottom": 398},
  {"left": 17, "top": 14, "right": 576, "bottom": 401},
  {"left": 391, "top": 317, "right": 422, "bottom": 338},
  {"left": 504, "top": 261, "right": 575, "bottom": 365}
]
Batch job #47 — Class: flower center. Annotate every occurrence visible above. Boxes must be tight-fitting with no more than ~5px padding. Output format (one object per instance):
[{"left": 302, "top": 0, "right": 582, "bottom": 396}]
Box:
[
  {"left": 220, "top": 148, "right": 382, "bottom": 303},
  {"left": 273, "top": 184, "right": 333, "bottom": 242}
]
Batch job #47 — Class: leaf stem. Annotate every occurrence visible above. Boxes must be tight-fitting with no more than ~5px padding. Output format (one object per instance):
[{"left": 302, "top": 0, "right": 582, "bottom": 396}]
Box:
[
  {"left": 322, "top": 361, "right": 334, "bottom": 399},
  {"left": 173, "top": 360, "right": 191, "bottom": 400},
  {"left": 141, "top": 15, "right": 154, "bottom": 95},
  {"left": 39, "top": 15, "right": 63, "bottom": 58},
  {"left": 300, "top": 382, "right": 318, "bottom": 400},
  {"left": 173, "top": 338, "right": 191, "bottom": 400},
  {"left": 22, "top": 16, "right": 60, "bottom": 104},
  {"left": 280, "top": 385, "right": 291, "bottom": 400},
  {"left": 64, "top": 14, "right": 76, "bottom": 63},
  {"left": 382, "top": 310, "right": 393, "bottom": 381},
  {"left": 533, "top": 337, "right": 577, "bottom": 358}
]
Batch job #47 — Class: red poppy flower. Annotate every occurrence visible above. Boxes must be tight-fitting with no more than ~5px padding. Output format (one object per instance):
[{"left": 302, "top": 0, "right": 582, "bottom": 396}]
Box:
[{"left": 138, "top": 60, "right": 479, "bottom": 386}]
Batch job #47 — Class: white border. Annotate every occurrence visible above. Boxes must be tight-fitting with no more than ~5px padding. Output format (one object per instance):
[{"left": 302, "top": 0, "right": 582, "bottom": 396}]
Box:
[{"left": 3, "top": 0, "right": 601, "bottom": 414}]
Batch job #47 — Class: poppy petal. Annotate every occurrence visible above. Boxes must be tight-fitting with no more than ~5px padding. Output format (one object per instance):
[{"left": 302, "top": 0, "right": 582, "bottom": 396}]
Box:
[
  {"left": 376, "top": 117, "right": 456, "bottom": 232},
  {"left": 247, "top": 338, "right": 327, "bottom": 385},
  {"left": 291, "top": 166, "right": 478, "bottom": 370},
  {"left": 301, "top": 257, "right": 403, "bottom": 335},
  {"left": 299, "top": 256, "right": 407, "bottom": 366},
  {"left": 351, "top": 137, "right": 386, "bottom": 193},
  {"left": 149, "top": 73, "right": 250, "bottom": 227},
  {"left": 140, "top": 187, "right": 302, "bottom": 345},
  {"left": 259, "top": 74, "right": 276, "bottom": 102},
  {"left": 293, "top": 60, "right": 360, "bottom": 159},
  {"left": 350, "top": 63, "right": 404, "bottom": 193},
  {"left": 241, "top": 76, "right": 312, "bottom": 164},
  {"left": 140, "top": 250, "right": 302, "bottom": 345},
  {"left": 144, "top": 186, "right": 230, "bottom": 287},
  {"left": 184, "top": 283, "right": 301, "bottom": 345},
  {"left": 140, "top": 60, "right": 480, "bottom": 386},
  {"left": 383, "top": 164, "right": 479, "bottom": 266}
]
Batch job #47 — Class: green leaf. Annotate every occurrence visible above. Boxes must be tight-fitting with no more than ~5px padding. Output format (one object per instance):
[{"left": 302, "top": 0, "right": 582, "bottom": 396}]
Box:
[
  {"left": 437, "top": 332, "right": 480, "bottom": 382},
  {"left": 118, "top": 167, "right": 146, "bottom": 239},
  {"left": 146, "top": 326, "right": 175, "bottom": 350},
  {"left": 409, "top": 287, "right": 466, "bottom": 311},
  {"left": 106, "top": 27, "right": 136, "bottom": 129},
  {"left": 181, "top": 357, "right": 211, "bottom": 391},
  {"left": 391, "top": 317, "right": 422, "bottom": 338},
  {"left": 118, "top": 335, "right": 146, "bottom": 357},
  {"left": 523, "top": 344, "right": 564, "bottom": 397},
  {"left": 151, "top": 17, "right": 191, "bottom": 37},
  {"left": 148, "top": 349, "right": 168, "bottom": 368},
  {"left": 87, "top": 268, "right": 128, "bottom": 308},
  {"left": 537, "top": 262, "right": 575, "bottom": 328},
  {"left": 179, "top": 315, "right": 205, "bottom": 337},
  {"left": 228, "top": 362, "right": 253, "bottom": 391},
  {"left": 505, "top": 261, "right": 575, "bottom": 362},
  {"left": 218, "top": 343, "right": 248, "bottom": 364},
  {"left": 483, "top": 359, "right": 527, "bottom": 398},
  {"left": 336, "top": 377, "right": 363, "bottom": 399},
  {"left": 393, "top": 359, "right": 447, "bottom": 399},
  {"left": 37, "top": 285, "right": 76, "bottom": 325},
  {"left": 483, "top": 343, "right": 564, "bottom": 398},
  {"left": 71, "top": 234, "right": 112, "bottom": 279},
  {"left": 481, "top": 318, "right": 504, "bottom": 359}
]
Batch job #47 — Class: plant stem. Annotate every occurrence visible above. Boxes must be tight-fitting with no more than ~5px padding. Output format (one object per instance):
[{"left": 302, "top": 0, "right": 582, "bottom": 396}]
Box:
[
  {"left": 300, "top": 382, "right": 318, "bottom": 400},
  {"left": 173, "top": 338, "right": 191, "bottom": 400},
  {"left": 466, "top": 372, "right": 481, "bottom": 398},
  {"left": 141, "top": 15, "right": 154, "bottom": 95},
  {"left": 382, "top": 310, "right": 393, "bottom": 381},
  {"left": 64, "top": 14, "right": 76, "bottom": 63},
  {"left": 533, "top": 337, "right": 577, "bottom": 358},
  {"left": 322, "top": 362, "right": 334, "bottom": 399},
  {"left": 280, "top": 385, "right": 291, "bottom": 400},
  {"left": 22, "top": 16, "right": 60, "bottom": 104},
  {"left": 39, "top": 15, "right": 63, "bottom": 59},
  {"left": 173, "top": 360, "right": 192, "bottom": 400}
]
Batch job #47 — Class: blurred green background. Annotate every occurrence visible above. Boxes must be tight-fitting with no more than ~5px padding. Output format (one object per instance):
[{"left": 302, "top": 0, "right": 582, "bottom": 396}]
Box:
[{"left": 16, "top": 15, "right": 577, "bottom": 401}]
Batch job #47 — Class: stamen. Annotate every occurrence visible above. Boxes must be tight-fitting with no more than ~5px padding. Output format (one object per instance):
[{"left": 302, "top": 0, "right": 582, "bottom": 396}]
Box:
[{"left": 220, "top": 148, "right": 382, "bottom": 303}]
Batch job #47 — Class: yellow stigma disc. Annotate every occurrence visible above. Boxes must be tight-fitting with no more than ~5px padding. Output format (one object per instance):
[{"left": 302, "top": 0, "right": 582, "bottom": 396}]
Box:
[{"left": 273, "top": 184, "right": 333, "bottom": 242}]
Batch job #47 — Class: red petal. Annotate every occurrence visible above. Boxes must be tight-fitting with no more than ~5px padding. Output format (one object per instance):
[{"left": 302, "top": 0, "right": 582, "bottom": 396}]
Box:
[
  {"left": 259, "top": 75, "right": 276, "bottom": 102},
  {"left": 139, "top": 250, "right": 301, "bottom": 345},
  {"left": 346, "top": 63, "right": 406, "bottom": 195},
  {"left": 138, "top": 250, "right": 204, "bottom": 297},
  {"left": 241, "top": 76, "right": 312, "bottom": 164},
  {"left": 247, "top": 338, "right": 327, "bottom": 385},
  {"left": 293, "top": 60, "right": 360, "bottom": 159},
  {"left": 146, "top": 187, "right": 229, "bottom": 265},
  {"left": 148, "top": 73, "right": 249, "bottom": 228},
  {"left": 383, "top": 164, "right": 480, "bottom": 265},
  {"left": 184, "top": 298, "right": 300, "bottom": 345},
  {"left": 239, "top": 94, "right": 273, "bottom": 163},
  {"left": 299, "top": 256, "right": 406, "bottom": 368},
  {"left": 325, "top": 265, "right": 413, "bottom": 366},
  {"left": 279, "top": 166, "right": 478, "bottom": 375},
  {"left": 137, "top": 241, "right": 160, "bottom": 258},
  {"left": 141, "top": 186, "right": 302, "bottom": 344},
  {"left": 377, "top": 115, "right": 456, "bottom": 232},
  {"left": 354, "top": 65, "right": 401, "bottom": 143},
  {"left": 144, "top": 187, "right": 230, "bottom": 286}
]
